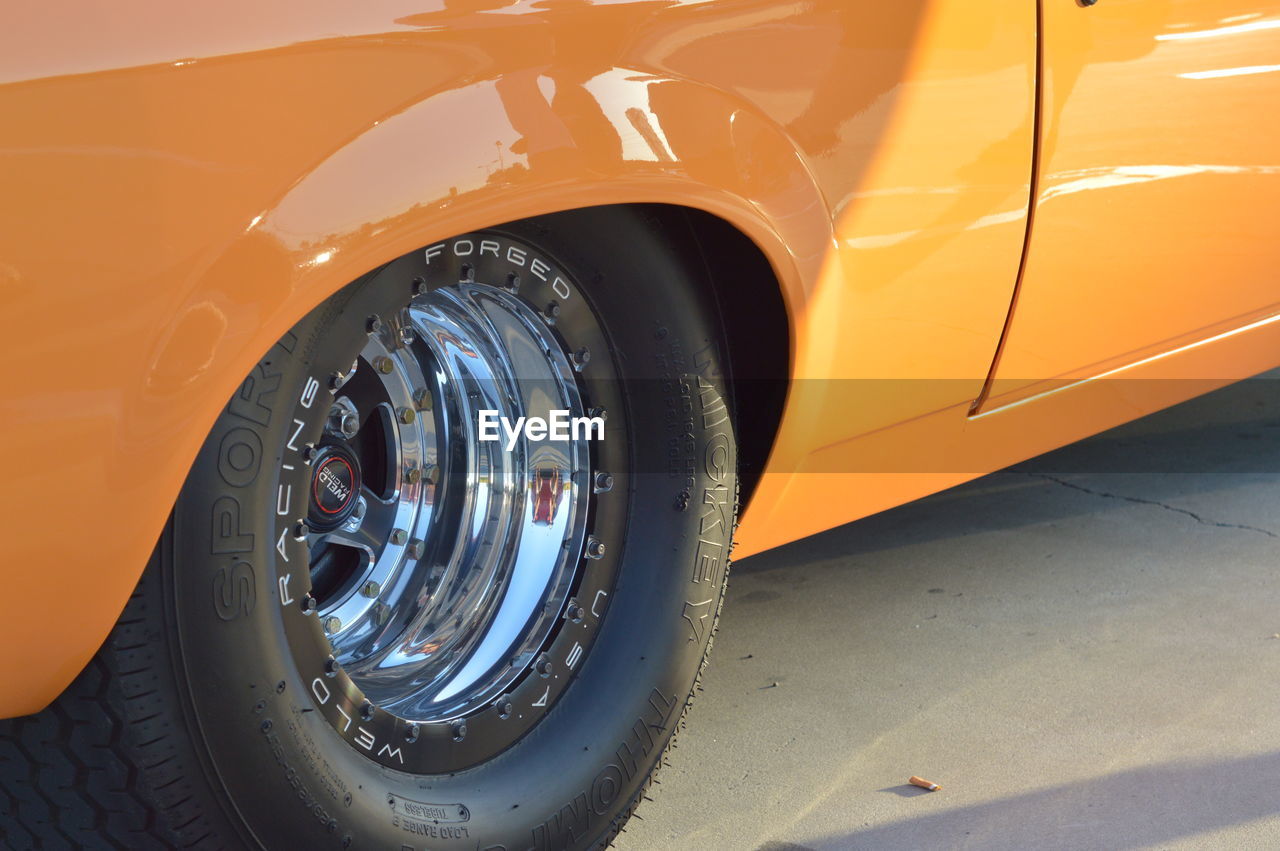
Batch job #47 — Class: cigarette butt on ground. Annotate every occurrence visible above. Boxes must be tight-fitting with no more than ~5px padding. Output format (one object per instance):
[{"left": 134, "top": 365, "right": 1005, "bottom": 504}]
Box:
[{"left": 909, "top": 775, "right": 941, "bottom": 792}]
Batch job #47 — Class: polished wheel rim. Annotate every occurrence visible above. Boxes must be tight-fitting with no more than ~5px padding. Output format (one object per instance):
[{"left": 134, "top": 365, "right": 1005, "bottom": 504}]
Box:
[{"left": 304, "top": 282, "right": 591, "bottom": 722}]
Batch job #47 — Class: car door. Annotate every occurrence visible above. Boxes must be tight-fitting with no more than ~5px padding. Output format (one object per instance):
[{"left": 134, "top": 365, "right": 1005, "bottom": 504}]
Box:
[{"left": 980, "top": 0, "right": 1280, "bottom": 409}]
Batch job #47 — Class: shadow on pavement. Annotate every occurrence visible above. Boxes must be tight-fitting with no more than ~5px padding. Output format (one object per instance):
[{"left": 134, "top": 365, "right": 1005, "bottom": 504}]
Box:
[{"left": 790, "top": 751, "right": 1280, "bottom": 850}]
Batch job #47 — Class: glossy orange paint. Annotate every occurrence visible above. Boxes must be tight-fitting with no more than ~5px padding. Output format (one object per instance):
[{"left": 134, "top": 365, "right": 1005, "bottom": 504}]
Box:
[
  {"left": 980, "top": 0, "right": 1280, "bottom": 408},
  {"left": 1, "top": 1, "right": 1276, "bottom": 716},
  {"left": 733, "top": 312, "right": 1280, "bottom": 556},
  {"left": 736, "top": 0, "right": 1280, "bottom": 552}
]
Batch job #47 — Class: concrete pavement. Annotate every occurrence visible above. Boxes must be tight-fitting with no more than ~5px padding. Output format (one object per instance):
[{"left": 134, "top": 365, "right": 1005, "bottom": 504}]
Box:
[{"left": 616, "top": 373, "right": 1280, "bottom": 850}]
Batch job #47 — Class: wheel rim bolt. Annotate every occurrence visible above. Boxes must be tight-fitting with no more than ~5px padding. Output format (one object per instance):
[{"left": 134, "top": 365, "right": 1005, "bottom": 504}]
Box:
[
  {"left": 366, "top": 315, "right": 382, "bottom": 335},
  {"left": 506, "top": 273, "right": 520, "bottom": 292},
  {"left": 398, "top": 406, "right": 416, "bottom": 425},
  {"left": 293, "top": 520, "right": 309, "bottom": 540},
  {"left": 322, "top": 615, "right": 342, "bottom": 633},
  {"left": 585, "top": 536, "right": 606, "bottom": 560},
  {"left": 374, "top": 356, "right": 394, "bottom": 374},
  {"left": 407, "top": 538, "right": 426, "bottom": 560},
  {"left": 329, "top": 362, "right": 354, "bottom": 392},
  {"left": 460, "top": 264, "right": 475, "bottom": 282},
  {"left": 360, "top": 580, "right": 380, "bottom": 598},
  {"left": 324, "top": 656, "right": 339, "bottom": 676},
  {"left": 588, "top": 406, "right": 607, "bottom": 421},
  {"left": 496, "top": 699, "right": 513, "bottom": 719},
  {"left": 412, "top": 276, "right": 428, "bottom": 296},
  {"left": 302, "top": 444, "right": 318, "bottom": 463},
  {"left": 390, "top": 528, "right": 408, "bottom": 546},
  {"left": 405, "top": 723, "right": 420, "bottom": 742},
  {"left": 571, "top": 347, "right": 590, "bottom": 372},
  {"left": 301, "top": 594, "right": 318, "bottom": 614},
  {"left": 545, "top": 301, "right": 560, "bottom": 321},
  {"left": 593, "top": 472, "right": 614, "bottom": 493},
  {"left": 536, "top": 656, "right": 553, "bottom": 677},
  {"left": 360, "top": 701, "right": 375, "bottom": 721},
  {"left": 565, "top": 601, "right": 584, "bottom": 623},
  {"left": 451, "top": 720, "right": 467, "bottom": 741},
  {"left": 405, "top": 466, "right": 422, "bottom": 485}
]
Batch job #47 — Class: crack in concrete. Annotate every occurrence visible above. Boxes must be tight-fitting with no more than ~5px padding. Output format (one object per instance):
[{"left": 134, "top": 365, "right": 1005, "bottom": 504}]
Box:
[{"left": 1015, "top": 471, "right": 1278, "bottom": 539}]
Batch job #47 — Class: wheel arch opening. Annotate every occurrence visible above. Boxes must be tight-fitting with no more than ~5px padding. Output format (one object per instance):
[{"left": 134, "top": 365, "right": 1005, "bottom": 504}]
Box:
[{"left": 641, "top": 203, "right": 791, "bottom": 517}]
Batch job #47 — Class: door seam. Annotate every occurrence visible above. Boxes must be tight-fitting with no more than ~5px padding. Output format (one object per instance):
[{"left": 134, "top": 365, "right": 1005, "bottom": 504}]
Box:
[{"left": 969, "top": 0, "right": 1046, "bottom": 416}]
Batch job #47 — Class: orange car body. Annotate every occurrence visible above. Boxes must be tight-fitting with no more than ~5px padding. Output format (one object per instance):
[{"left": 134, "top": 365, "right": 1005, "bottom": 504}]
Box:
[{"left": 3, "top": 0, "right": 1279, "bottom": 716}]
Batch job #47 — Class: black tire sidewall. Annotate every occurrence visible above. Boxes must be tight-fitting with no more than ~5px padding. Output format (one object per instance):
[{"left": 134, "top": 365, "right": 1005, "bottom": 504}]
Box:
[{"left": 170, "top": 208, "right": 736, "bottom": 851}]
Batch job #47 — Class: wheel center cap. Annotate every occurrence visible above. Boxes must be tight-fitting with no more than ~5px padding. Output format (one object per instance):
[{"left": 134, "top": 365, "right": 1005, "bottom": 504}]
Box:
[{"left": 308, "top": 445, "right": 361, "bottom": 531}]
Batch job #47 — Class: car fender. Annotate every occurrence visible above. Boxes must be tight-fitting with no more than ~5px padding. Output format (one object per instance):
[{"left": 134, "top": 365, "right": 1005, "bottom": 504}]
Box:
[{"left": 2, "top": 64, "right": 822, "bottom": 716}]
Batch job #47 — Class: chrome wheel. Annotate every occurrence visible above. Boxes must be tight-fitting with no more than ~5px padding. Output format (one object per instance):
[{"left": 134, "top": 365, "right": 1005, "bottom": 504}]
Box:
[{"left": 305, "top": 283, "right": 592, "bottom": 722}]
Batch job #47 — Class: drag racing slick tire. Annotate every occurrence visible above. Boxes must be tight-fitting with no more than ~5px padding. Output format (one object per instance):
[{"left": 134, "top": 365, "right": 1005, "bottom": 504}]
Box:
[{"left": 0, "top": 206, "right": 738, "bottom": 851}]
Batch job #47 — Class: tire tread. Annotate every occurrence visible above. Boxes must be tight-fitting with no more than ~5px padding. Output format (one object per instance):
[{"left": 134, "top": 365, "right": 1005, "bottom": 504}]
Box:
[{"left": 0, "top": 569, "right": 229, "bottom": 850}]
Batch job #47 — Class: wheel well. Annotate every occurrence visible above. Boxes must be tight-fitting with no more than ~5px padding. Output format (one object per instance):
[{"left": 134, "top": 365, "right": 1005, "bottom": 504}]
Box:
[{"left": 645, "top": 204, "right": 791, "bottom": 514}]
